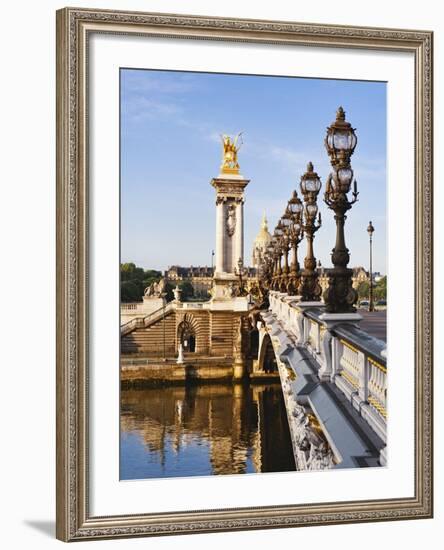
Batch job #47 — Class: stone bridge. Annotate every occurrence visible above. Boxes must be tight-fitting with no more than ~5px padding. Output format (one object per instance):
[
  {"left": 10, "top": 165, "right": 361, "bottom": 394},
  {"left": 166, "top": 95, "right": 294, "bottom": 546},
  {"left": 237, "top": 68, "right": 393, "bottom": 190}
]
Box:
[
  {"left": 255, "top": 291, "right": 387, "bottom": 471},
  {"left": 120, "top": 292, "right": 387, "bottom": 471}
]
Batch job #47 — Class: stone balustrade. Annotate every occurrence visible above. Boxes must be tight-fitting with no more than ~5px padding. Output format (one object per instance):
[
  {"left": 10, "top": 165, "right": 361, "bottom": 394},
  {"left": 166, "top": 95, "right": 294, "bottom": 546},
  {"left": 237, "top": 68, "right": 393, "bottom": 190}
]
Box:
[
  {"left": 267, "top": 291, "right": 387, "bottom": 445},
  {"left": 121, "top": 302, "right": 141, "bottom": 311},
  {"left": 367, "top": 357, "right": 387, "bottom": 420},
  {"left": 120, "top": 302, "right": 174, "bottom": 336},
  {"left": 120, "top": 296, "right": 251, "bottom": 337}
]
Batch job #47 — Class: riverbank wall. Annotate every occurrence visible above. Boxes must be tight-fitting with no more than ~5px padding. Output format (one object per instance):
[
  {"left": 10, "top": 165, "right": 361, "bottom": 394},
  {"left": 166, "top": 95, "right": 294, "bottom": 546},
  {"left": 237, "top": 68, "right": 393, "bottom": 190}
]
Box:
[{"left": 121, "top": 356, "right": 279, "bottom": 388}]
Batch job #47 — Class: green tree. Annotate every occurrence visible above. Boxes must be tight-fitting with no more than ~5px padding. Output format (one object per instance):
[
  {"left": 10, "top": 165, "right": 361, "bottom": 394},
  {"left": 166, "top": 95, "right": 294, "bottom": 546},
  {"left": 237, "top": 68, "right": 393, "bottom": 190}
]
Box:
[
  {"left": 178, "top": 280, "right": 194, "bottom": 301},
  {"left": 120, "top": 263, "right": 163, "bottom": 302},
  {"left": 165, "top": 282, "right": 174, "bottom": 302},
  {"left": 374, "top": 276, "right": 387, "bottom": 300},
  {"left": 120, "top": 280, "right": 140, "bottom": 302},
  {"left": 357, "top": 281, "right": 369, "bottom": 300},
  {"left": 144, "top": 269, "right": 161, "bottom": 279},
  {"left": 120, "top": 262, "right": 145, "bottom": 282}
]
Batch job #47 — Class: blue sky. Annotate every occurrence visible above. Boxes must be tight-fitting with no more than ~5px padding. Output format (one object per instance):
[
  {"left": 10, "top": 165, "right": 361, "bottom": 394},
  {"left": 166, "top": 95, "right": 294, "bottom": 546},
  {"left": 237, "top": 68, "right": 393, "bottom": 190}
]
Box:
[{"left": 121, "top": 69, "right": 386, "bottom": 274}]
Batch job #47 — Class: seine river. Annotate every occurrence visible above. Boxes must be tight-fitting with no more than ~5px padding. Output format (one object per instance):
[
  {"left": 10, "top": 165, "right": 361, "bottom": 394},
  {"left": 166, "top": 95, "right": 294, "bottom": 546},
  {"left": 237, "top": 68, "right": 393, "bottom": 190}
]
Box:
[{"left": 120, "top": 382, "right": 296, "bottom": 480}]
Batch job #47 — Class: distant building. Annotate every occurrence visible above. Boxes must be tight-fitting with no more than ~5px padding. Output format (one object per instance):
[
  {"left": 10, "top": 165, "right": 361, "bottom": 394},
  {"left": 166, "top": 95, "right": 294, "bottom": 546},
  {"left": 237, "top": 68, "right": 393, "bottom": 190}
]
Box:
[
  {"left": 165, "top": 264, "right": 257, "bottom": 298},
  {"left": 163, "top": 216, "right": 272, "bottom": 299},
  {"left": 317, "top": 262, "right": 371, "bottom": 293},
  {"left": 165, "top": 266, "right": 214, "bottom": 298},
  {"left": 352, "top": 266, "right": 370, "bottom": 286},
  {"left": 251, "top": 213, "right": 272, "bottom": 269}
]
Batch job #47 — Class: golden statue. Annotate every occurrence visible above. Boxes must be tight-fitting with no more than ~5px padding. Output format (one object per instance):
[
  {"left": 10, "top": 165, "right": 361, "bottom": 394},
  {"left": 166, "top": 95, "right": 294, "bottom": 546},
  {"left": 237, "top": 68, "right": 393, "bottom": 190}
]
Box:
[{"left": 220, "top": 133, "right": 243, "bottom": 174}]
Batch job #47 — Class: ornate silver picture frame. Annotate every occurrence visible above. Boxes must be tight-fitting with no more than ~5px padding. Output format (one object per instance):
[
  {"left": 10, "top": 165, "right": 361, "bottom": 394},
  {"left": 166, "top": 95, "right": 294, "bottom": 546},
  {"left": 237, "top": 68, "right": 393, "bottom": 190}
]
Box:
[{"left": 56, "top": 7, "right": 433, "bottom": 541}]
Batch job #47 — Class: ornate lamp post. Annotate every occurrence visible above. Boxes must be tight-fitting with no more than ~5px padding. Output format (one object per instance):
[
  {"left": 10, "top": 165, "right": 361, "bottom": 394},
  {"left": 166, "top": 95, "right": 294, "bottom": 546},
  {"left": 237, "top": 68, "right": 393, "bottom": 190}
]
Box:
[
  {"left": 287, "top": 191, "right": 304, "bottom": 295},
  {"left": 280, "top": 231, "right": 290, "bottom": 291},
  {"left": 323, "top": 107, "right": 359, "bottom": 313},
  {"left": 259, "top": 249, "right": 271, "bottom": 291},
  {"left": 274, "top": 222, "right": 284, "bottom": 290},
  {"left": 299, "top": 162, "right": 322, "bottom": 302},
  {"left": 280, "top": 209, "right": 292, "bottom": 291},
  {"left": 367, "top": 221, "right": 375, "bottom": 312},
  {"left": 263, "top": 244, "right": 273, "bottom": 290},
  {"left": 269, "top": 238, "right": 279, "bottom": 290},
  {"left": 235, "top": 257, "right": 248, "bottom": 296}
]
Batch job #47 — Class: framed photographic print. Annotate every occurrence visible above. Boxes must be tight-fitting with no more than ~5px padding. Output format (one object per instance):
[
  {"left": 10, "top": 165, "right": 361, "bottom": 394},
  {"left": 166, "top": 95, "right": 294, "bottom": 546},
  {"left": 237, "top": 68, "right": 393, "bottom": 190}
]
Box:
[{"left": 56, "top": 7, "right": 433, "bottom": 541}]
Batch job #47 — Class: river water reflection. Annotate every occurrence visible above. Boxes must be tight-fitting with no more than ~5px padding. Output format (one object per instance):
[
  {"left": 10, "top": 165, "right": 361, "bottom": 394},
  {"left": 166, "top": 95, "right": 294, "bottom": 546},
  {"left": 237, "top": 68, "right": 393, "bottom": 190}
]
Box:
[{"left": 120, "top": 382, "right": 296, "bottom": 480}]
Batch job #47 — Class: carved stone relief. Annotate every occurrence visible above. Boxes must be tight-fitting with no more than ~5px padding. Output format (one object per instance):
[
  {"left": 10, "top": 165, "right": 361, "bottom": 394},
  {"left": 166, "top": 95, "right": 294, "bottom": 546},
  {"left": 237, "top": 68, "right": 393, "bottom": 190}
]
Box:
[{"left": 226, "top": 203, "right": 236, "bottom": 237}]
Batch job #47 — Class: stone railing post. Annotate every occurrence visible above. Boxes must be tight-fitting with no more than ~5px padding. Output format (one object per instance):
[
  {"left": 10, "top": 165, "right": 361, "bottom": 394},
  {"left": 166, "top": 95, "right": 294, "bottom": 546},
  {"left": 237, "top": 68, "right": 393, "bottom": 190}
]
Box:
[
  {"left": 289, "top": 305, "right": 298, "bottom": 337},
  {"left": 295, "top": 309, "right": 304, "bottom": 344},
  {"left": 331, "top": 336, "right": 341, "bottom": 381},
  {"left": 307, "top": 320, "right": 319, "bottom": 355},
  {"left": 286, "top": 307, "right": 292, "bottom": 332},
  {"left": 318, "top": 329, "right": 333, "bottom": 381},
  {"left": 358, "top": 353, "right": 369, "bottom": 401},
  {"left": 303, "top": 316, "right": 310, "bottom": 344}
]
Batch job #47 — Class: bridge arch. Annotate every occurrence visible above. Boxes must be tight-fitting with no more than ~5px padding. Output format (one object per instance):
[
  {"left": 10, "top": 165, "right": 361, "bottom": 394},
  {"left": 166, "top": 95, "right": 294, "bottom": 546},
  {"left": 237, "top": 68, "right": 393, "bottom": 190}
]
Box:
[{"left": 257, "top": 333, "right": 278, "bottom": 373}]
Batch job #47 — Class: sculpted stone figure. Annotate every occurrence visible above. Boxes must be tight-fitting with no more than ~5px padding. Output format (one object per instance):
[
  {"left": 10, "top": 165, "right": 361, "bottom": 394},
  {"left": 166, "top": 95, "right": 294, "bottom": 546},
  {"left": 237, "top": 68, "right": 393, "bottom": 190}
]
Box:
[
  {"left": 226, "top": 203, "right": 237, "bottom": 237},
  {"left": 144, "top": 283, "right": 156, "bottom": 297},
  {"left": 290, "top": 402, "right": 335, "bottom": 470},
  {"left": 233, "top": 316, "right": 243, "bottom": 358},
  {"left": 144, "top": 277, "right": 167, "bottom": 298},
  {"left": 223, "top": 283, "right": 234, "bottom": 298},
  {"left": 220, "top": 133, "right": 243, "bottom": 174}
]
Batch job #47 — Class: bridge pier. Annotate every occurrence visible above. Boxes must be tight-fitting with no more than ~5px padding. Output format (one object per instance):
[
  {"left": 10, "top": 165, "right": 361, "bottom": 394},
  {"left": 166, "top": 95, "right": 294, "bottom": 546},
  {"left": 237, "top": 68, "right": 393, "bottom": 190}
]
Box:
[{"left": 233, "top": 362, "right": 246, "bottom": 381}]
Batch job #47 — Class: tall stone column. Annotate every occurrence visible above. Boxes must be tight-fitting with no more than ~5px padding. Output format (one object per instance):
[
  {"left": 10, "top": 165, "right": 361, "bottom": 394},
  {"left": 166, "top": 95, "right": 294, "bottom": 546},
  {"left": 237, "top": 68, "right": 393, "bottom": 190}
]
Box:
[
  {"left": 212, "top": 181, "right": 248, "bottom": 267},
  {"left": 215, "top": 198, "right": 225, "bottom": 274},
  {"left": 210, "top": 176, "right": 249, "bottom": 300},
  {"left": 210, "top": 134, "right": 250, "bottom": 301},
  {"left": 235, "top": 199, "right": 244, "bottom": 268}
]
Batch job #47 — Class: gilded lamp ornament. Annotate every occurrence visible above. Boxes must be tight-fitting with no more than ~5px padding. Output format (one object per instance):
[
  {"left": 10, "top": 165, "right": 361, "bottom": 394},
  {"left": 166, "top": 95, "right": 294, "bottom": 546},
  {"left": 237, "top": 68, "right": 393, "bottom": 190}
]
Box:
[{"left": 220, "top": 133, "right": 243, "bottom": 175}]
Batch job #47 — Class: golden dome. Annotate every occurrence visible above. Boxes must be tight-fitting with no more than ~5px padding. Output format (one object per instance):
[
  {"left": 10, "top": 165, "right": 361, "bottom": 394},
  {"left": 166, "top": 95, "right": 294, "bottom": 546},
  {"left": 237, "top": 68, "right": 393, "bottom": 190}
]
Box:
[{"left": 254, "top": 213, "right": 272, "bottom": 246}]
